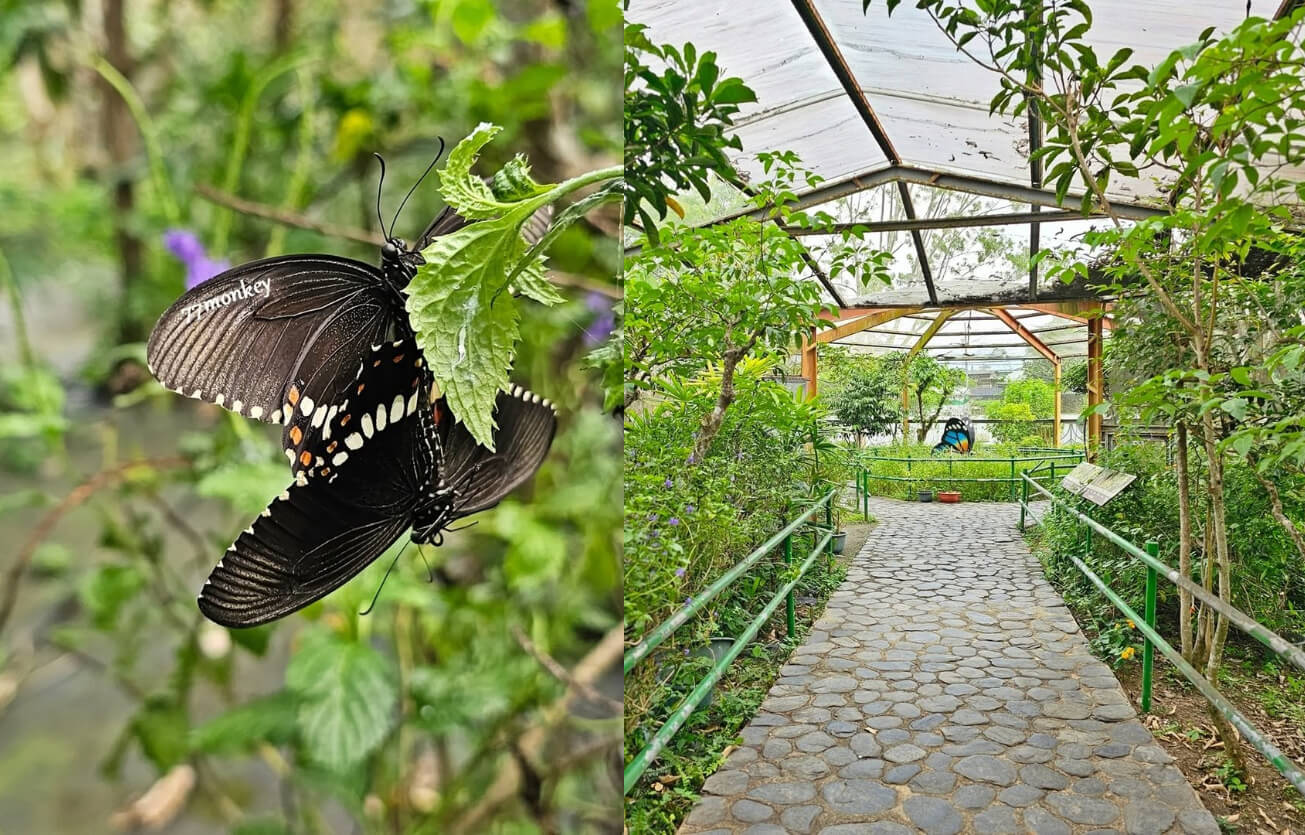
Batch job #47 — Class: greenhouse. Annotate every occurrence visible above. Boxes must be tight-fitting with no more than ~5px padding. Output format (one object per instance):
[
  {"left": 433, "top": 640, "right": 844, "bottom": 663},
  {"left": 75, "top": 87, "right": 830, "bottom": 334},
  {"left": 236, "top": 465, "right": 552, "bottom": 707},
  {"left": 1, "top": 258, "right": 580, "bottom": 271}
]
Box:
[{"left": 625, "top": 1, "right": 1305, "bottom": 833}]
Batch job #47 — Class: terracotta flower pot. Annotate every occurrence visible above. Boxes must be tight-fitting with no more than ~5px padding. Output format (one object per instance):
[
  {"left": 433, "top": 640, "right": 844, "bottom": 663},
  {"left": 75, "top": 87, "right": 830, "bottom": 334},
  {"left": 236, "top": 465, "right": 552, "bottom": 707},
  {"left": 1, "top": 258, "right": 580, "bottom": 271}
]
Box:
[{"left": 938, "top": 491, "right": 961, "bottom": 503}]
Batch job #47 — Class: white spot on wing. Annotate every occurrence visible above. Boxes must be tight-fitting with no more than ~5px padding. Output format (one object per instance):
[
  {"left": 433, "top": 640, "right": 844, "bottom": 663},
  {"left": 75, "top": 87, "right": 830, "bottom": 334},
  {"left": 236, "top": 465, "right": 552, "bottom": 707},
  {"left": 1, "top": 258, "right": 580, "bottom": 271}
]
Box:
[
  {"left": 375, "top": 403, "right": 387, "bottom": 432},
  {"left": 249, "top": 406, "right": 264, "bottom": 419},
  {"left": 407, "top": 391, "right": 418, "bottom": 415},
  {"left": 301, "top": 396, "right": 314, "bottom": 416},
  {"left": 232, "top": 400, "right": 243, "bottom": 414},
  {"left": 345, "top": 433, "right": 363, "bottom": 450},
  {"left": 390, "top": 394, "right": 405, "bottom": 423},
  {"left": 282, "top": 404, "right": 293, "bottom": 423},
  {"left": 332, "top": 452, "right": 349, "bottom": 466},
  {"left": 362, "top": 414, "right": 374, "bottom": 438},
  {"left": 215, "top": 394, "right": 225, "bottom": 406},
  {"left": 311, "top": 405, "right": 327, "bottom": 429}
]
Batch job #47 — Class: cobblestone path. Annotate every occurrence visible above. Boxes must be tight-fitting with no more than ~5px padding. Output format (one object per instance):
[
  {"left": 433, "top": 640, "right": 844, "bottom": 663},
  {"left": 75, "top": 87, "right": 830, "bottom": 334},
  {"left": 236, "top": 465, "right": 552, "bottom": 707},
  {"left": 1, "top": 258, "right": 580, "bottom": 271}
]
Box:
[{"left": 678, "top": 498, "right": 1218, "bottom": 835}]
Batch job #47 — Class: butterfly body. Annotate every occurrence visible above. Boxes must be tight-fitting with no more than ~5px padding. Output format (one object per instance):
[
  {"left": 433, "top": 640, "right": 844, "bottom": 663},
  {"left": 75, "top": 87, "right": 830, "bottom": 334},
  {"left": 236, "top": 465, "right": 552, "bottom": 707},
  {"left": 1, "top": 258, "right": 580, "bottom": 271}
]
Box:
[{"left": 196, "top": 342, "right": 557, "bottom": 628}]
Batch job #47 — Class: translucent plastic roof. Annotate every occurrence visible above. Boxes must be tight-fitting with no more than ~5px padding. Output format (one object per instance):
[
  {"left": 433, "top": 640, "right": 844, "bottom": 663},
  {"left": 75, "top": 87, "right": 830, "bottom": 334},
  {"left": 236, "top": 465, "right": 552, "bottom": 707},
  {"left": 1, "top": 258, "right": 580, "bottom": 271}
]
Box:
[
  {"left": 631, "top": 0, "right": 1286, "bottom": 200},
  {"left": 828, "top": 307, "right": 1105, "bottom": 365},
  {"left": 628, "top": 0, "right": 1300, "bottom": 308}
]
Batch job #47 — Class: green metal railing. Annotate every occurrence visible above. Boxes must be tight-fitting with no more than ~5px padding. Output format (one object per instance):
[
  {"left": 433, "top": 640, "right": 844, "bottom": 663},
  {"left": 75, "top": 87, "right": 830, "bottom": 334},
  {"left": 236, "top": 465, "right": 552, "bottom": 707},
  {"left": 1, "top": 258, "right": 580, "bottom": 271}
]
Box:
[
  {"left": 623, "top": 489, "right": 837, "bottom": 794},
  {"left": 857, "top": 448, "right": 1083, "bottom": 504},
  {"left": 1020, "top": 473, "right": 1305, "bottom": 797}
]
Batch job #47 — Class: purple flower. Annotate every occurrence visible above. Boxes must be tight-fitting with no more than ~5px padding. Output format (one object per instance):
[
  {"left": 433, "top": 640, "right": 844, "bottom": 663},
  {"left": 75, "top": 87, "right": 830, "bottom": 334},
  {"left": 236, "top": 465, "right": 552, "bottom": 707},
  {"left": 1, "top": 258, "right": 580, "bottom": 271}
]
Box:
[
  {"left": 684, "top": 596, "right": 693, "bottom": 607},
  {"left": 685, "top": 504, "right": 696, "bottom": 513},
  {"left": 675, "top": 567, "right": 686, "bottom": 577},
  {"left": 583, "top": 292, "right": 615, "bottom": 346},
  {"left": 668, "top": 517, "right": 680, "bottom": 526},
  {"left": 163, "top": 229, "right": 229, "bottom": 289},
  {"left": 664, "top": 477, "right": 673, "bottom": 488}
]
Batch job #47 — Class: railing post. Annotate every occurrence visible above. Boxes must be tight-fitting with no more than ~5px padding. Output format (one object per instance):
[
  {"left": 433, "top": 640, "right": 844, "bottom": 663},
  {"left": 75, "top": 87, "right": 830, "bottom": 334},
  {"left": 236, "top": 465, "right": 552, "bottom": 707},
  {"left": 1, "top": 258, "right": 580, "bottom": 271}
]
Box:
[
  {"left": 1009, "top": 458, "right": 1017, "bottom": 501},
  {"left": 863, "top": 469, "right": 869, "bottom": 520},
  {"left": 1019, "top": 473, "right": 1027, "bottom": 529},
  {"left": 784, "top": 534, "right": 796, "bottom": 638},
  {"left": 825, "top": 494, "right": 834, "bottom": 569},
  {"left": 1142, "top": 540, "right": 1159, "bottom": 714}
]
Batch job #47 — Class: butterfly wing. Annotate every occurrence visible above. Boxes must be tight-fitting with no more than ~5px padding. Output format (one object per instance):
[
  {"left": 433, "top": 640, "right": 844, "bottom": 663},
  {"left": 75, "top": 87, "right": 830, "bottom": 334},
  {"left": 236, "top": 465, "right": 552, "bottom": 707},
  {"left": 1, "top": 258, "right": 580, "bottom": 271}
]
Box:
[
  {"left": 197, "top": 367, "right": 436, "bottom": 628},
  {"left": 281, "top": 339, "right": 427, "bottom": 479},
  {"left": 147, "top": 255, "right": 402, "bottom": 424},
  {"left": 436, "top": 386, "right": 557, "bottom": 519}
]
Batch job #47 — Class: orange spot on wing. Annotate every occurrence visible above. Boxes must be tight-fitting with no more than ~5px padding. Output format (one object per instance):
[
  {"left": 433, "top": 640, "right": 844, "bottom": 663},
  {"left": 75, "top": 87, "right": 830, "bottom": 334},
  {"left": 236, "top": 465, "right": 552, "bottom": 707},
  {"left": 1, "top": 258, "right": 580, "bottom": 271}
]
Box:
[
  {"left": 357, "top": 383, "right": 365, "bottom": 394},
  {"left": 327, "top": 441, "right": 338, "bottom": 453},
  {"left": 287, "top": 384, "right": 300, "bottom": 405},
  {"left": 299, "top": 451, "right": 312, "bottom": 466},
  {"left": 393, "top": 354, "right": 405, "bottom": 363},
  {"left": 340, "top": 413, "right": 351, "bottom": 425},
  {"left": 289, "top": 425, "right": 303, "bottom": 445},
  {"left": 320, "top": 467, "right": 330, "bottom": 476}
]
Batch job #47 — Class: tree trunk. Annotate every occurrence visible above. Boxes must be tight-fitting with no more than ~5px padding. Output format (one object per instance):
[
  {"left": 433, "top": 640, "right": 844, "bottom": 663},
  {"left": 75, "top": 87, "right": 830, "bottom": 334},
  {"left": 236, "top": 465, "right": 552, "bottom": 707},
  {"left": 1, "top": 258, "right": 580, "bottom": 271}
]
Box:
[
  {"left": 1176, "top": 421, "right": 1194, "bottom": 660},
  {"left": 1199, "top": 410, "right": 1232, "bottom": 682},
  {"left": 691, "top": 349, "right": 741, "bottom": 464},
  {"left": 102, "top": 0, "right": 144, "bottom": 345}
]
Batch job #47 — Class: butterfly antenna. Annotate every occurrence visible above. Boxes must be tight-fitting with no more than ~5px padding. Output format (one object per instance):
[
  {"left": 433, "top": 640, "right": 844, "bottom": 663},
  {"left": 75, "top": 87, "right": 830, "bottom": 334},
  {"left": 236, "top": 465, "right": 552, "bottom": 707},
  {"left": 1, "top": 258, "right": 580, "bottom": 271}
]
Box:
[
  {"left": 415, "top": 544, "right": 436, "bottom": 584},
  {"left": 372, "top": 153, "right": 388, "bottom": 238},
  {"left": 444, "top": 520, "right": 479, "bottom": 533},
  {"left": 388, "top": 137, "right": 446, "bottom": 239},
  {"left": 360, "top": 540, "right": 408, "bottom": 616}
]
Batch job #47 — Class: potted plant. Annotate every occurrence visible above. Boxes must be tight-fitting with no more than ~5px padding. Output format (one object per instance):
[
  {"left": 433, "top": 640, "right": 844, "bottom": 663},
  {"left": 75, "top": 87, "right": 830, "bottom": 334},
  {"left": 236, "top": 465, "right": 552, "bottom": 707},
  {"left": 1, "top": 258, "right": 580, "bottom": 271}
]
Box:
[
  {"left": 918, "top": 489, "right": 934, "bottom": 502},
  {"left": 830, "top": 503, "right": 848, "bottom": 554},
  {"left": 937, "top": 478, "right": 961, "bottom": 503}
]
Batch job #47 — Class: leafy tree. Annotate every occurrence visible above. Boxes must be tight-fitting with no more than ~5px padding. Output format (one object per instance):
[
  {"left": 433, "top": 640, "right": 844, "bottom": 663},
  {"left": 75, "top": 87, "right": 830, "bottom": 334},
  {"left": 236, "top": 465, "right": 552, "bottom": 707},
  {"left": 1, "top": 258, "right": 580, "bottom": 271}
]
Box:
[
  {"left": 987, "top": 401, "right": 1037, "bottom": 444},
  {"left": 998, "top": 379, "right": 1056, "bottom": 419},
  {"left": 623, "top": 25, "right": 756, "bottom": 241},
  {"left": 833, "top": 367, "right": 899, "bottom": 445},
  {"left": 881, "top": 352, "right": 966, "bottom": 442},
  {"left": 626, "top": 151, "right": 890, "bottom": 461}
]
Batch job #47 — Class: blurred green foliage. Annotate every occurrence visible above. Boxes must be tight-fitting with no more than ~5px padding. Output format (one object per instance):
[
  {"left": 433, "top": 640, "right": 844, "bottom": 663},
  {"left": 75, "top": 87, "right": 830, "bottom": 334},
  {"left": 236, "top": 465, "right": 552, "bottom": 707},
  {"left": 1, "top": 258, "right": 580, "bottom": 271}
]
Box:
[{"left": 0, "top": 1, "right": 622, "bottom": 832}]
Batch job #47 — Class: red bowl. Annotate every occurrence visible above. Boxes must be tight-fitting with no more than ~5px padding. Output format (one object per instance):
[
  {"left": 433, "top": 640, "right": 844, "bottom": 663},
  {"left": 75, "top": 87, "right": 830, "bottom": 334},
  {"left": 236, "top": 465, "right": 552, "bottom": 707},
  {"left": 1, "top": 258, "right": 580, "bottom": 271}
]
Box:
[{"left": 937, "top": 491, "right": 961, "bottom": 503}]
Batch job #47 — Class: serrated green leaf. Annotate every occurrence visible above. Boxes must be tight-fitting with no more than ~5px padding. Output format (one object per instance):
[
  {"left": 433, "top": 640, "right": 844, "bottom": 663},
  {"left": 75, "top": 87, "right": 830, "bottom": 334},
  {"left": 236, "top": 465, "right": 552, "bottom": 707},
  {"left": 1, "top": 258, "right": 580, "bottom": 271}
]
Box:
[
  {"left": 409, "top": 222, "right": 523, "bottom": 449},
  {"left": 286, "top": 636, "right": 397, "bottom": 771},
  {"left": 437, "top": 123, "right": 512, "bottom": 219},
  {"left": 189, "top": 692, "right": 298, "bottom": 755},
  {"left": 507, "top": 179, "right": 623, "bottom": 290},
  {"left": 513, "top": 255, "right": 564, "bottom": 305}
]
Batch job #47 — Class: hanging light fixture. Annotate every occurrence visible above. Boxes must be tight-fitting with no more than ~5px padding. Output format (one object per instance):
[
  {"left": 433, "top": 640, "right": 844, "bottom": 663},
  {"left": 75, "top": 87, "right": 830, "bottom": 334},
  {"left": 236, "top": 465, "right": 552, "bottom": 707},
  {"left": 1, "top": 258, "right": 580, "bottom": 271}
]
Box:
[{"left": 962, "top": 313, "right": 975, "bottom": 358}]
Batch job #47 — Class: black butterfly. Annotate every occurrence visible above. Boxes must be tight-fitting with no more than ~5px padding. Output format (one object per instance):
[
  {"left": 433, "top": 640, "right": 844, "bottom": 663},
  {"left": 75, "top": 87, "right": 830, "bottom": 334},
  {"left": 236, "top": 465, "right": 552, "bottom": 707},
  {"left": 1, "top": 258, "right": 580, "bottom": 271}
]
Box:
[{"left": 196, "top": 340, "right": 557, "bottom": 628}]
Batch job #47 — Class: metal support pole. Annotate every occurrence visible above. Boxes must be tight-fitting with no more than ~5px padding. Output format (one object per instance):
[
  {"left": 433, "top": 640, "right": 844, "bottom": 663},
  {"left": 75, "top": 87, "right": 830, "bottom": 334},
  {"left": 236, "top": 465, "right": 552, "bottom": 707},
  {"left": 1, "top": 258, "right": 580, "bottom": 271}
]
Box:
[
  {"left": 825, "top": 494, "right": 834, "bottom": 569},
  {"left": 1010, "top": 458, "right": 1017, "bottom": 502},
  {"left": 784, "top": 534, "right": 796, "bottom": 638},
  {"left": 1020, "top": 474, "right": 1028, "bottom": 528},
  {"left": 1142, "top": 540, "right": 1159, "bottom": 714}
]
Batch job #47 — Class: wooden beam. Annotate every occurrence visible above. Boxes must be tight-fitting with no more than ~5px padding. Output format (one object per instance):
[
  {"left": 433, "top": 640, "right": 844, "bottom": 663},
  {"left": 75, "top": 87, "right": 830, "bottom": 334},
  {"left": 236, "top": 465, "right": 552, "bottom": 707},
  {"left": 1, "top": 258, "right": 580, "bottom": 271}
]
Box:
[
  {"left": 816, "top": 308, "right": 921, "bottom": 343},
  {"left": 1019, "top": 302, "right": 1115, "bottom": 330},
  {"left": 1086, "top": 315, "right": 1104, "bottom": 460},
  {"left": 801, "top": 334, "right": 818, "bottom": 398},
  {"left": 901, "top": 309, "right": 960, "bottom": 437},
  {"left": 987, "top": 308, "right": 1061, "bottom": 365}
]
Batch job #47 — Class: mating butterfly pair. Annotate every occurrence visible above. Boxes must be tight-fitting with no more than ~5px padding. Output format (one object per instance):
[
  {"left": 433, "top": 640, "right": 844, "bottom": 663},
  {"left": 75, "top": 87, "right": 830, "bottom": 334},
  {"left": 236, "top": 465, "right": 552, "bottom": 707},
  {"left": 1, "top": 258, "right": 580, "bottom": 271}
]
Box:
[{"left": 147, "top": 194, "right": 556, "bottom": 628}]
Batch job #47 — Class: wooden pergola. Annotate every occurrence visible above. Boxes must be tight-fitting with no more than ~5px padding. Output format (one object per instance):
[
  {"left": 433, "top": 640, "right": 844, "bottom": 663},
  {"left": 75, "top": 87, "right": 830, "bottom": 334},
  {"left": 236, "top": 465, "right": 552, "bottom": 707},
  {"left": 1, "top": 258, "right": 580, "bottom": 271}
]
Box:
[{"left": 801, "top": 299, "right": 1113, "bottom": 457}]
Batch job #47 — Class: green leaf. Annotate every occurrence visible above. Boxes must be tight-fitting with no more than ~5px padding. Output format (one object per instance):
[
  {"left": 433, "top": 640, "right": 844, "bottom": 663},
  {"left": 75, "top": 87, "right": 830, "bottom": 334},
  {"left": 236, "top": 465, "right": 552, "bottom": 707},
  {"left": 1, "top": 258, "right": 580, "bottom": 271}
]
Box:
[
  {"left": 233, "top": 817, "right": 293, "bottom": 835},
  {"left": 408, "top": 223, "right": 522, "bottom": 450},
  {"left": 131, "top": 699, "right": 190, "bottom": 771},
  {"left": 285, "top": 635, "right": 397, "bottom": 772},
  {"left": 507, "top": 179, "right": 623, "bottom": 290},
  {"left": 189, "top": 692, "right": 298, "bottom": 755},
  {"left": 437, "top": 123, "right": 513, "bottom": 219}
]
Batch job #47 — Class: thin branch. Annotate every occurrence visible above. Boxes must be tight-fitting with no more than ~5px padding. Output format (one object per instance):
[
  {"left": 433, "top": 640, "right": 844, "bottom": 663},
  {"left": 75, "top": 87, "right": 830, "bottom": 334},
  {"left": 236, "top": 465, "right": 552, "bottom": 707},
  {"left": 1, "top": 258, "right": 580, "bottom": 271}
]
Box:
[
  {"left": 195, "top": 185, "right": 621, "bottom": 299},
  {"left": 511, "top": 625, "right": 623, "bottom": 713},
  {"left": 0, "top": 457, "right": 190, "bottom": 636}
]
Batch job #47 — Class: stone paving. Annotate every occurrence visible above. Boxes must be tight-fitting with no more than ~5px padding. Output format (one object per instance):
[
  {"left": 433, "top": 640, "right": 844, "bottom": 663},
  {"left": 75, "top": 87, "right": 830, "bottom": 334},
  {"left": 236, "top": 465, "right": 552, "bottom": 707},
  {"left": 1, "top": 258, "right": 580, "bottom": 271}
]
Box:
[{"left": 678, "top": 498, "right": 1218, "bottom": 835}]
